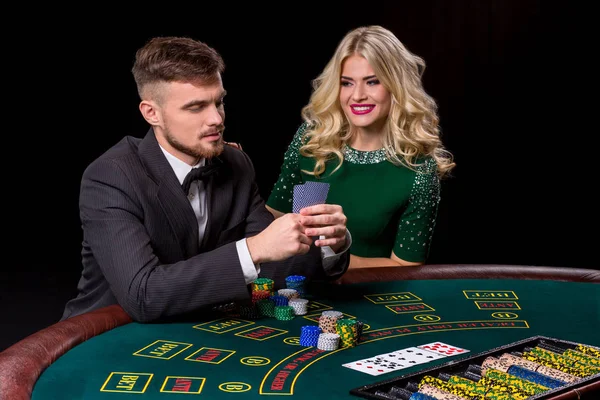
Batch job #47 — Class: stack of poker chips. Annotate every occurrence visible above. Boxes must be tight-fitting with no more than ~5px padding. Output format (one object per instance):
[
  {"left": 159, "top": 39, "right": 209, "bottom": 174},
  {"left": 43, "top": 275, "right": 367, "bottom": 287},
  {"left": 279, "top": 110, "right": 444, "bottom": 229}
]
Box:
[
  {"left": 256, "top": 298, "right": 275, "bottom": 317},
  {"left": 318, "top": 310, "right": 343, "bottom": 333},
  {"left": 538, "top": 342, "right": 600, "bottom": 368},
  {"left": 277, "top": 288, "right": 299, "bottom": 300},
  {"left": 487, "top": 368, "right": 551, "bottom": 395},
  {"left": 521, "top": 346, "right": 600, "bottom": 378},
  {"left": 335, "top": 319, "right": 359, "bottom": 348},
  {"left": 285, "top": 275, "right": 306, "bottom": 296},
  {"left": 300, "top": 326, "right": 321, "bottom": 347},
  {"left": 482, "top": 356, "right": 565, "bottom": 390},
  {"left": 251, "top": 277, "right": 274, "bottom": 292},
  {"left": 237, "top": 302, "right": 261, "bottom": 320},
  {"left": 417, "top": 384, "right": 465, "bottom": 400},
  {"left": 246, "top": 275, "right": 312, "bottom": 322},
  {"left": 274, "top": 305, "right": 295, "bottom": 321},
  {"left": 405, "top": 371, "right": 535, "bottom": 400},
  {"left": 288, "top": 298, "right": 308, "bottom": 315},
  {"left": 498, "top": 353, "right": 579, "bottom": 383},
  {"left": 317, "top": 332, "right": 340, "bottom": 351},
  {"left": 417, "top": 375, "right": 486, "bottom": 399},
  {"left": 251, "top": 278, "right": 274, "bottom": 304},
  {"left": 354, "top": 320, "right": 364, "bottom": 342},
  {"left": 570, "top": 342, "right": 600, "bottom": 358},
  {"left": 252, "top": 289, "right": 272, "bottom": 304},
  {"left": 243, "top": 275, "right": 313, "bottom": 322},
  {"left": 444, "top": 373, "right": 532, "bottom": 399},
  {"left": 269, "top": 295, "right": 288, "bottom": 307}
]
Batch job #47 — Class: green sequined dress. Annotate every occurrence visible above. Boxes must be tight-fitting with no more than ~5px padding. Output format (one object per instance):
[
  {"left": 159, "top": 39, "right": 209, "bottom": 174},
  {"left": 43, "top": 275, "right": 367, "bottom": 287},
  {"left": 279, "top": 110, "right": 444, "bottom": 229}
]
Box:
[{"left": 266, "top": 123, "right": 441, "bottom": 262}]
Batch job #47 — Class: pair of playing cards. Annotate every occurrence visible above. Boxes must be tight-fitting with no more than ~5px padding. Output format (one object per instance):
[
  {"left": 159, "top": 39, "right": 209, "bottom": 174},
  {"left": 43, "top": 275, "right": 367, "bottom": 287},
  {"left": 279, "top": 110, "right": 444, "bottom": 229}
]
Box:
[
  {"left": 292, "top": 181, "right": 330, "bottom": 213},
  {"left": 342, "top": 342, "right": 469, "bottom": 376}
]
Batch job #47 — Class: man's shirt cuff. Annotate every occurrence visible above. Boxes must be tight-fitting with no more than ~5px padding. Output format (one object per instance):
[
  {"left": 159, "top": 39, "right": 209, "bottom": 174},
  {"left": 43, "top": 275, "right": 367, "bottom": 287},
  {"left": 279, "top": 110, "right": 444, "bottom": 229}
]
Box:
[
  {"left": 236, "top": 239, "right": 260, "bottom": 284},
  {"left": 320, "top": 229, "right": 352, "bottom": 275}
]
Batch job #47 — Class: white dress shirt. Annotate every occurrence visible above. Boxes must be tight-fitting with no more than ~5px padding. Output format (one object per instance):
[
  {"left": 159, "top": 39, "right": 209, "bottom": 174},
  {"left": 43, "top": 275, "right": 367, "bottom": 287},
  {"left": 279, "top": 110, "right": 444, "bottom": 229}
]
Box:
[{"left": 160, "top": 146, "right": 351, "bottom": 284}]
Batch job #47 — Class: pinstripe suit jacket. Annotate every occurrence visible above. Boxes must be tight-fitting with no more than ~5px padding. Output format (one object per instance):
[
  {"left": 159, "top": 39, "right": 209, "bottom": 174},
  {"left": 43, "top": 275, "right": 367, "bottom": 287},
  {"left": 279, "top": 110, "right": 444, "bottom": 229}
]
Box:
[{"left": 61, "top": 129, "right": 349, "bottom": 322}]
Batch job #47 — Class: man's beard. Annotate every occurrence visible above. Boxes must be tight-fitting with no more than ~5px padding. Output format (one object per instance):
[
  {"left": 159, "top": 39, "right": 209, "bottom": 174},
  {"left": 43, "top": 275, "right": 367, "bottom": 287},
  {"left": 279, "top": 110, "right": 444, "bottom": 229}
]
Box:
[{"left": 165, "top": 128, "right": 225, "bottom": 159}]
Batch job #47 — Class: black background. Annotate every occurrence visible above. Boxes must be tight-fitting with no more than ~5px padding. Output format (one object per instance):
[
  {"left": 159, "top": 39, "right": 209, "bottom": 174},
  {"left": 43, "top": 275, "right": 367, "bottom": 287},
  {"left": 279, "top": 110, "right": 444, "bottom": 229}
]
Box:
[{"left": 2, "top": 1, "right": 596, "bottom": 351}]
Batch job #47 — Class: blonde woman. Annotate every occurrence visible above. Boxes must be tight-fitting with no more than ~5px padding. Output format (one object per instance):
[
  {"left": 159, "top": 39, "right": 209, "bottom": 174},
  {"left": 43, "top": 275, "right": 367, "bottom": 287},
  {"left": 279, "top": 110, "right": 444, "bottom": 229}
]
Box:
[{"left": 266, "top": 25, "right": 455, "bottom": 268}]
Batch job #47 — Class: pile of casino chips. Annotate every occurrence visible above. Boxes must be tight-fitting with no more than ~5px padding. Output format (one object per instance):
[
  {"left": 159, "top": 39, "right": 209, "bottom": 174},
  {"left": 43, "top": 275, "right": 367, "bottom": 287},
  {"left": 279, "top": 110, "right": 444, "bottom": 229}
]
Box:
[
  {"left": 239, "top": 276, "right": 366, "bottom": 352},
  {"left": 285, "top": 275, "right": 306, "bottom": 296},
  {"left": 299, "top": 326, "right": 321, "bottom": 347},
  {"left": 336, "top": 319, "right": 362, "bottom": 348},
  {"left": 299, "top": 310, "right": 364, "bottom": 351},
  {"left": 287, "top": 298, "right": 308, "bottom": 316},
  {"left": 372, "top": 339, "right": 600, "bottom": 400},
  {"left": 237, "top": 276, "right": 309, "bottom": 321}
]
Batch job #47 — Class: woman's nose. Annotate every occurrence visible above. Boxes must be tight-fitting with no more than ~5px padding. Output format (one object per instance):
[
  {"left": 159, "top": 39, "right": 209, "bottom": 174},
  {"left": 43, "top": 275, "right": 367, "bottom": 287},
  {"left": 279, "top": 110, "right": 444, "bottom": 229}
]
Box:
[{"left": 352, "top": 84, "right": 367, "bottom": 101}]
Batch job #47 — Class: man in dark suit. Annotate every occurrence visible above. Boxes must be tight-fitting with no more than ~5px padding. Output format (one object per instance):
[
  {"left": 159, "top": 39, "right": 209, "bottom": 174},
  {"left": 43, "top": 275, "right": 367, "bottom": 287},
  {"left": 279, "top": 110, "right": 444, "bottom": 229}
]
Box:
[{"left": 61, "top": 36, "right": 351, "bottom": 322}]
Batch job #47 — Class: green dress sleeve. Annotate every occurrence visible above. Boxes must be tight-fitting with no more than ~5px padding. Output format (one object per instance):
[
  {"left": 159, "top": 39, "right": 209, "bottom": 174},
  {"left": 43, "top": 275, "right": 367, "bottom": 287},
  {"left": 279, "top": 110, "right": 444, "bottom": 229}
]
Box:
[
  {"left": 393, "top": 158, "right": 441, "bottom": 262},
  {"left": 266, "top": 123, "right": 309, "bottom": 213}
]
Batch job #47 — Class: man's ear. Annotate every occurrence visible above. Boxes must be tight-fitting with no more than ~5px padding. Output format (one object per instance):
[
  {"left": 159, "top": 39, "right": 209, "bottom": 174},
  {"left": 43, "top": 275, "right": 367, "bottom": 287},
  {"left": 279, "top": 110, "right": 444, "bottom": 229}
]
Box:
[{"left": 139, "top": 100, "right": 161, "bottom": 126}]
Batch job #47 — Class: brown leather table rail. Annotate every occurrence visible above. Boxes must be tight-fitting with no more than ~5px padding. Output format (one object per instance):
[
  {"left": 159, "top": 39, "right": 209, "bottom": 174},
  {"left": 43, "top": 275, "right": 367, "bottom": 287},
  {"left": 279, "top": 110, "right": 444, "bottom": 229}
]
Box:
[
  {"left": 1, "top": 264, "right": 598, "bottom": 400},
  {"left": 335, "top": 263, "right": 600, "bottom": 284}
]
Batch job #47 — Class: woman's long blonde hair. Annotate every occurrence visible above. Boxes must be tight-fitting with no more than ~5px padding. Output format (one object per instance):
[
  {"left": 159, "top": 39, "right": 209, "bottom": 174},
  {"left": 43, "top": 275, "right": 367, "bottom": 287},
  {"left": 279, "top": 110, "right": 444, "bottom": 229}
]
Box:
[{"left": 300, "top": 25, "right": 455, "bottom": 178}]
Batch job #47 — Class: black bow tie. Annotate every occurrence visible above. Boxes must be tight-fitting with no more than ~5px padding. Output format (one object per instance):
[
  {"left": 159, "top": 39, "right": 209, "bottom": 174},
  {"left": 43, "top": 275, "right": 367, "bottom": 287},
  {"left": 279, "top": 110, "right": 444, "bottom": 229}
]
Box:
[{"left": 181, "top": 162, "right": 221, "bottom": 194}]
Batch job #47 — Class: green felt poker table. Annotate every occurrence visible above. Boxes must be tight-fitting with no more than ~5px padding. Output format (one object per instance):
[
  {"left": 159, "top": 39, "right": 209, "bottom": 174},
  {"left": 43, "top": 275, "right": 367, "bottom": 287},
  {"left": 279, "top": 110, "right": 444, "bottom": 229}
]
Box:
[{"left": 1, "top": 264, "right": 599, "bottom": 400}]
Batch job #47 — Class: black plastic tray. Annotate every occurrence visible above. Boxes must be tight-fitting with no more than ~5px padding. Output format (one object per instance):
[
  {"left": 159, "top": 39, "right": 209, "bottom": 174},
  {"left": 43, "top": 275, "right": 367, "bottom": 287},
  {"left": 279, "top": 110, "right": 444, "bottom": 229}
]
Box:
[{"left": 349, "top": 335, "right": 600, "bottom": 399}]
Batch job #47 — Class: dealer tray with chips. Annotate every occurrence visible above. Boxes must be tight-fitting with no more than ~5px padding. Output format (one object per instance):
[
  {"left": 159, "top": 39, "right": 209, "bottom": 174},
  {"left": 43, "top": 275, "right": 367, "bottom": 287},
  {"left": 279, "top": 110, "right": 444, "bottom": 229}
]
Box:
[{"left": 349, "top": 335, "right": 600, "bottom": 399}]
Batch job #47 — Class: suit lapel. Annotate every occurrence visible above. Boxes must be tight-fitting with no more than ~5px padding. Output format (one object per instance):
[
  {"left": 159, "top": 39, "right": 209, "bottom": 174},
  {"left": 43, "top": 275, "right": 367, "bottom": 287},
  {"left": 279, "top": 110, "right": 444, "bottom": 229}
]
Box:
[
  {"left": 138, "top": 129, "right": 200, "bottom": 258},
  {"left": 156, "top": 178, "right": 200, "bottom": 257}
]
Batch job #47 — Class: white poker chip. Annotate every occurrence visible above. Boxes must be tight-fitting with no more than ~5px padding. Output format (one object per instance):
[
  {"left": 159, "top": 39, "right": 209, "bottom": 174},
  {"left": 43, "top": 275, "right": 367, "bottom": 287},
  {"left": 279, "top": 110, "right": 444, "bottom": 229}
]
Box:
[
  {"left": 317, "top": 333, "right": 340, "bottom": 351},
  {"left": 288, "top": 298, "right": 308, "bottom": 315}
]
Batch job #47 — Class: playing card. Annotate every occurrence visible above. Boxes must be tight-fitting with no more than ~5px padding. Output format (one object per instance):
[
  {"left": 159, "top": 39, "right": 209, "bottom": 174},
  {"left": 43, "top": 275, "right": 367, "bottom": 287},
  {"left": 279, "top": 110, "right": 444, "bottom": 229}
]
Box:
[
  {"left": 374, "top": 351, "right": 422, "bottom": 370},
  {"left": 341, "top": 346, "right": 443, "bottom": 376},
  {"left": 342, "top": 354, "right": 404, "bottom": 376},
  {"left": 391, "top": 346, "right": 447, "bottom": 365},
  {"left": 417, "top": 342, "right": 470, "bottom": 357},
  {"left": 292, "top": 181, "right": 330, "bottom": 213}
]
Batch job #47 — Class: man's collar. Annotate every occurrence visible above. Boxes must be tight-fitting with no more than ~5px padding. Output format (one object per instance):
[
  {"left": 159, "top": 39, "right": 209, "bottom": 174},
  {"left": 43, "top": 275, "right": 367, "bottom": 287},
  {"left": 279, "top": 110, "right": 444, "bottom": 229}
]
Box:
[{"left": 158, "top": 144, "right": 206, "bottom": 185}]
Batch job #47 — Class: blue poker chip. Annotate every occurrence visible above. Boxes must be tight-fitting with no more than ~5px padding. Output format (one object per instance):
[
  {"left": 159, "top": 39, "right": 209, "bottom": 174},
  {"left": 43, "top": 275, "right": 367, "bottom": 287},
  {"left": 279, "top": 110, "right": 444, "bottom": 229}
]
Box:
[
  {"left": 285, "top": 275, "right": 306, "bottom": 296},
  {"left": 300, "top": 325, "right": 321, "bottom": 347},
  {"left": 286, "top": 275, "right": 306, "bottom": 282},
  {"left": 269, "top": 295, "right": 289, "bottom": 306},
  {"left": 301, "top": 326, "right": 321, "bottom": 334},
  {"left": 285, "top": 275, "right": 306, "bottom": 282}
]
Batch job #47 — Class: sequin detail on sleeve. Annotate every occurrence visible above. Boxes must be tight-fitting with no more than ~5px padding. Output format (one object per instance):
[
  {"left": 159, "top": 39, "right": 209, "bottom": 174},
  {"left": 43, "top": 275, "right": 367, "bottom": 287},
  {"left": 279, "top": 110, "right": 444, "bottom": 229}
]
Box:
[
  {"left": 266, "top": 124, "right": 308, "bottom": 213},
  {"left": 394, "top": 158, "right": 441, "bottom": 261}
]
